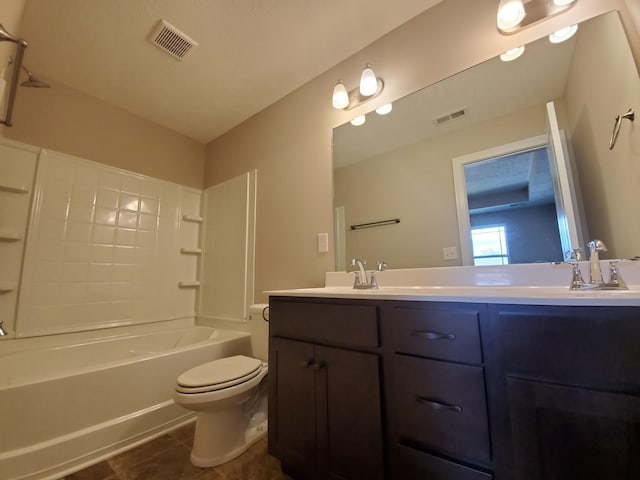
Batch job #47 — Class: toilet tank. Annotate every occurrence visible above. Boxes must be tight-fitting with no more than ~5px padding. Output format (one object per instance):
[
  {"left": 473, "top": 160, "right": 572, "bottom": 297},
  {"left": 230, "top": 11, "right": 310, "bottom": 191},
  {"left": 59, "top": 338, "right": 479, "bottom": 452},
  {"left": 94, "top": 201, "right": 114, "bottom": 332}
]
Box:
[{"left": 247, "top": 304, "right": 269, "bottom": 362}]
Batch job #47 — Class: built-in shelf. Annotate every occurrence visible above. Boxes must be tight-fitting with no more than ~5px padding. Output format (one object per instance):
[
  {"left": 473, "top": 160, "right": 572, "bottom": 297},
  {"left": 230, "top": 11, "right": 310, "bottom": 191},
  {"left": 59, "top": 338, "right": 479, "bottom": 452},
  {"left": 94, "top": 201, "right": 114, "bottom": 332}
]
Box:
[
  {"left": 0, "top": 283, "right": 17, "bottom": 293},
  {"left": 0, "top": 184, "right": 29, "bottom": 194},
  {"left": 180, "top": 247, "right": 202, "bottom": 255},
  {"left": 178, "top": 281, "right": 200, "bottom": 288},
  {"left": 182, "top": 215, "right": 204, "bottom": 223},
  {"left": 0, "top": 231, "right": 23, "bottom": 241}
]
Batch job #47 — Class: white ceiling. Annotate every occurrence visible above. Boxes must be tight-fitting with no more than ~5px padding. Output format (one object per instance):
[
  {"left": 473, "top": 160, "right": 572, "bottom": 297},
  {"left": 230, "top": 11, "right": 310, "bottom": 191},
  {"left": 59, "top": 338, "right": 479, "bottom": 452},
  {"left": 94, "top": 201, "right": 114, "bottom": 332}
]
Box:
[{"left": 17, "top": 0, "right": 443, "bottom": 143}]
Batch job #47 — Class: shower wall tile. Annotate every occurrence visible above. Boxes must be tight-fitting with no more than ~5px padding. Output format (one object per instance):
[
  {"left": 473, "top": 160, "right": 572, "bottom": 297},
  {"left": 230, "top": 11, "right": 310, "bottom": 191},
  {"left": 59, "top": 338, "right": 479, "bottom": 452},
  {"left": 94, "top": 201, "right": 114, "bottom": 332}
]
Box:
[{"left": 16, "top": 149, "right": 199, "bottom": 337}]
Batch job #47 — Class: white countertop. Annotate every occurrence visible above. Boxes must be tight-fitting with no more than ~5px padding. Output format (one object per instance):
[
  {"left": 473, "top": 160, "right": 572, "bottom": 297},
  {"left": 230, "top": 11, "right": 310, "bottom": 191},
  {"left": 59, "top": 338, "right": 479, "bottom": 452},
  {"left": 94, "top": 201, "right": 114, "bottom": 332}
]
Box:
[{"left": 267, "top": 262, "right": 640, "bottom": 306}]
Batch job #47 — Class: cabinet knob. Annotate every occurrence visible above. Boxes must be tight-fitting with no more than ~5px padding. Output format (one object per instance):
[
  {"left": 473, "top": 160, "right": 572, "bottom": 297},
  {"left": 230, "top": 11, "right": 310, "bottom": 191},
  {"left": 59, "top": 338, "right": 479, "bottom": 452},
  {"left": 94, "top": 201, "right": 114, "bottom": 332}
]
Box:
[
  {"left": 311, "top": 361, "right": 325, "bottom": 371},
  {"left": 302, "top": 359, "right": 314, "bottom": 368}
]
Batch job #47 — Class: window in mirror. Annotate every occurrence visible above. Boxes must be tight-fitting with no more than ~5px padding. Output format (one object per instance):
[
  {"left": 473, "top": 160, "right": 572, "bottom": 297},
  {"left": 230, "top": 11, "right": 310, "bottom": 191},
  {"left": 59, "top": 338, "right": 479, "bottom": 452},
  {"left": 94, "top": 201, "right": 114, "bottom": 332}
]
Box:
[{"left": 471, "top": 226, "right": 509, "bottom": 266}]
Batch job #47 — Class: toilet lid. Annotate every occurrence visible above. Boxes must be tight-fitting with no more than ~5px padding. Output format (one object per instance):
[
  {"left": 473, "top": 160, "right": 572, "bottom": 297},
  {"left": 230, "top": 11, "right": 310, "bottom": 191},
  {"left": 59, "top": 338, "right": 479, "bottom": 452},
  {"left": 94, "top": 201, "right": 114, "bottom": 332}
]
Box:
[{"left": 176, "top": 355, "right": 263, "bottom": 393}]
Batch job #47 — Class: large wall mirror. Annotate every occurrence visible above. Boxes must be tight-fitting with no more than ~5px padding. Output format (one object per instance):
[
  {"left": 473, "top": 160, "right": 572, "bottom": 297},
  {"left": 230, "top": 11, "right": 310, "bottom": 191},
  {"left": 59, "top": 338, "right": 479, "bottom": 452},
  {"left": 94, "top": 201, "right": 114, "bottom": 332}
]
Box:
[{"left": 333, "top": 10, "right": 640, "bottom": 271}]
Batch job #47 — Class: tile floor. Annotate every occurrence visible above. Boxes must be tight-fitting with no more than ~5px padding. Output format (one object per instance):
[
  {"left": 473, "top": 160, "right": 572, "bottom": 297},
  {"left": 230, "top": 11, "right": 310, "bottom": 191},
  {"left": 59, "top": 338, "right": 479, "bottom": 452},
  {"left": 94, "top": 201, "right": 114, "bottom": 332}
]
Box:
[{"left": 62, "top": 422, "right": 283, "bottom": 480}]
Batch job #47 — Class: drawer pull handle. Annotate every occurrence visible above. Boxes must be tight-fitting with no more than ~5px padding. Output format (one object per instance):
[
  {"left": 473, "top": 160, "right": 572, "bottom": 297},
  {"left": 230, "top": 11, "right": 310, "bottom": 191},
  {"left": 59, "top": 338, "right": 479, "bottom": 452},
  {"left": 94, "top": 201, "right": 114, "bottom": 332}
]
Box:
[
  {"left": 416, "top": 396, "right": 463, "bottom": 414},
  {"left": 412, "top": 330, "right": 456, "bottom": 341}
]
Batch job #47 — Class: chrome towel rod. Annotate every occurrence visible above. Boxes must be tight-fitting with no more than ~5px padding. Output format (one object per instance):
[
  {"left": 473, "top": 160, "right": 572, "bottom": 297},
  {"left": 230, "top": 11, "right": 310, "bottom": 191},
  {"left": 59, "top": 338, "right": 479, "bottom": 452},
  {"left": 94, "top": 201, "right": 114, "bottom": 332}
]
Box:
[
  {"left": 609, "top": 108, "right": 634, "bottom": 150},
  {"left": 350, "top": 218, "right": 400, "bottom": 230}
]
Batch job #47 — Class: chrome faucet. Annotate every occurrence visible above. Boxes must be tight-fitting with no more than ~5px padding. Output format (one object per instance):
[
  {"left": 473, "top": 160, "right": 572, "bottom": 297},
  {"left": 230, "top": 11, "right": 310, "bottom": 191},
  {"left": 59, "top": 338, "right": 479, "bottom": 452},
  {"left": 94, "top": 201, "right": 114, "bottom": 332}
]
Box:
[
  {"left": 0, "top": 320, "right": 7, "bottom": 336},
  {"left": 351, "top": 258, "right": 371, "bottom": 289},
  {"left": 566, "top": 239, "right": 628, "bottom": 290},
  {"left": 350, "top": 258, "right": 387, "bottom": 289}
]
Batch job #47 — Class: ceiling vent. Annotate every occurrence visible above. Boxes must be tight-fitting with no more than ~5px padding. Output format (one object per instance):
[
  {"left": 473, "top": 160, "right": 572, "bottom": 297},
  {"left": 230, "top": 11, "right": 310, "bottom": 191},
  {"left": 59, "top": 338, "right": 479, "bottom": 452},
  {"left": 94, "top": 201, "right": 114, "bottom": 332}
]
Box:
[
  {"left": 149, "top": 19, "right": 198, "bottom": 60},
  {"left": 433, "top": 108, "right": 467, "bottom": 125}
]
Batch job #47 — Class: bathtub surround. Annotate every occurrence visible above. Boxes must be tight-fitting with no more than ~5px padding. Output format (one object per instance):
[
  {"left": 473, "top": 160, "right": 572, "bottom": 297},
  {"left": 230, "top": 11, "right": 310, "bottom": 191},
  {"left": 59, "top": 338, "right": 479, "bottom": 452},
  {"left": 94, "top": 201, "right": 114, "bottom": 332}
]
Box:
[
  {"left": 199, "top": 171, "right": 257, "bottom": 324},
  {"left": 15, "top": 148, "right": 201, "bottom": 336},
  {"left": 0, "top": 139, "right": 38, "bottom": 336}
]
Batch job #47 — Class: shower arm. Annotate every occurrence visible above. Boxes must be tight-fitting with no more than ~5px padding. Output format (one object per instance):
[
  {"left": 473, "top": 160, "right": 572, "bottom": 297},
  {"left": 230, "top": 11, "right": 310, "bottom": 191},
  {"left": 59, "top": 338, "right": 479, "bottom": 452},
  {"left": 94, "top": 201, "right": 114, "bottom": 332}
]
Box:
[{"left": 0, "top": 23, "right": 28, "bottom": 127}]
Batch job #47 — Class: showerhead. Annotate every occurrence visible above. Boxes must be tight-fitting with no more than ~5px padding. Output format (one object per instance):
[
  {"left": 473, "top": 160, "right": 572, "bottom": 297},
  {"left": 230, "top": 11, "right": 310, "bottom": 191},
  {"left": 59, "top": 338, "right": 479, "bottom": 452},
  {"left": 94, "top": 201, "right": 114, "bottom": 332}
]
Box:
[{"left": 20, "top": 66, "right": 50, "bottom": 88}]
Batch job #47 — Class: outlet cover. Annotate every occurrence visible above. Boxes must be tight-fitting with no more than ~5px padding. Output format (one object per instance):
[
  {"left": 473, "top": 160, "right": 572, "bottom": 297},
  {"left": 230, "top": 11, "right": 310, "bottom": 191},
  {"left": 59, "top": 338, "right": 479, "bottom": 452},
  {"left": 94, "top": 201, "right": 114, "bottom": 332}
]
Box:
[{"left": 443, "top": 246, "right": 458, "bottom": 260}]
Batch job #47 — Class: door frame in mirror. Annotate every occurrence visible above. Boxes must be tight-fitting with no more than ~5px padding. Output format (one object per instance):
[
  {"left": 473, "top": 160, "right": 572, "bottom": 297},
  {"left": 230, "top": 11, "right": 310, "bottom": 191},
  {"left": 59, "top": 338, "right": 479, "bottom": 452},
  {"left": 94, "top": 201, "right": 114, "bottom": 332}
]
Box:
[{"left": 452, "top": 134, "right": 570, "bottom": 266}]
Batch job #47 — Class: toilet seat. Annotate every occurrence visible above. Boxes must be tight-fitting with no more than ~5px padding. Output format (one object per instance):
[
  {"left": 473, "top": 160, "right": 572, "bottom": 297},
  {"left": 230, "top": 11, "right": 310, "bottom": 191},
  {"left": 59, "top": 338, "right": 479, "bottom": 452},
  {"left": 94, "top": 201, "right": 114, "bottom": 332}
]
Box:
[{"left": 176, "top": 355, "right": 264, "bottom": 394}]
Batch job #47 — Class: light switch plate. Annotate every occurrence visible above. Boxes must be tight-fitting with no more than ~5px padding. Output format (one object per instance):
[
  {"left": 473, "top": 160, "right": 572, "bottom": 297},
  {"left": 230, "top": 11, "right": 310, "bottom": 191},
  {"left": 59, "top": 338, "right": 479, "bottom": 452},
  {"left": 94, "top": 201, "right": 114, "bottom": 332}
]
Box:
[{"left": 317, "top": 232, "right": 329, "bottom": 253}]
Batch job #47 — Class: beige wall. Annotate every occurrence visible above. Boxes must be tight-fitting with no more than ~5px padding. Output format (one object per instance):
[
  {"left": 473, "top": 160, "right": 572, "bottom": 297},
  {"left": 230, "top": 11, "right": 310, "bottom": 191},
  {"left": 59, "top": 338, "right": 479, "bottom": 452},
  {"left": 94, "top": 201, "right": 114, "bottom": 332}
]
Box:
[
  {"left": 564, "top": 11, "right": 640, "bottom": 259},
  {"left": 334, "top": 104, "right": 552, "bottom": 269},
  {"left": 205, "top": 0, "right": 638, "bottom": 300},
  {"left": 3, "top": 79, "right": 206, "bottom": 189}
]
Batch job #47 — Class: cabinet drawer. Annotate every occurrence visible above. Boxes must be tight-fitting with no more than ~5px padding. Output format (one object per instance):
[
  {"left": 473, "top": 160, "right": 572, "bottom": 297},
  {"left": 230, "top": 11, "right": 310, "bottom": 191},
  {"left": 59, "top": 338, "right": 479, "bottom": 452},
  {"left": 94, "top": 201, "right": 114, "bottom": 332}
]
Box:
[
  {"left": 393, "top": 444, "right": 493, "bottom": 480},
  {"left": 387, "top": 304, "right": 483, "bottom": 363},
  {"left": 269, "top": 299, "right": 379, "bottom": 349},
  {"left": 494, "top": 305, "right": 640, "bottom": 392},
  {"left": 393, "top": 355, "right": 490, "bottom": 464}
]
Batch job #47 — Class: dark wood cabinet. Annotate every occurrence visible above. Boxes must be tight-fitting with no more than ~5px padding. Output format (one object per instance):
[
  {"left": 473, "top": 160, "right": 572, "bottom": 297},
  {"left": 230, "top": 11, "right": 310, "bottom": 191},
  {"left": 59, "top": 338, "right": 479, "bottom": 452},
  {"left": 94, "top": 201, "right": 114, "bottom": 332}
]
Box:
[
  {"left": 268, "top": 298, "right": 384, "bottom": 480},
  {"left": 488, "top": 304, "right": 640, "bottom": 480},
  {"left": 382, "top": 302, "right": 493, "bottom": 479},
  {"left": 269, "top": 296, "right": 640, "bottom": 480}
]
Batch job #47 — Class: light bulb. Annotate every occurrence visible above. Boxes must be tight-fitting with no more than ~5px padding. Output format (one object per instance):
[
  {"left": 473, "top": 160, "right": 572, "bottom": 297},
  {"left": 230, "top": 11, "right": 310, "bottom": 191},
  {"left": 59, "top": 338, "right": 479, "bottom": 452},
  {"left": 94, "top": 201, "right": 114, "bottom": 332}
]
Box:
[
  {"left": 375, "top": 103, "right": 393, "bottom": 115},
  {"left": 497, "top": 0, "right": 525, "bottom": 31},
  {"left": 360, "top": 65, "right": 378, "bottom": 96},
  {"left": 549, "top": 24, "right": 578, "bottom": 43},
  {"left": 350, "top": 115, "right": 366, "bottom": 126},
  {"left": 500, "top": 46, "right": 525, "bottom": 62},
  {"left": 332, "top": 81, "right": 349, "bottom": 109},
  {"left": 553, "top": 0, "right": 576, "bottom": 6}
]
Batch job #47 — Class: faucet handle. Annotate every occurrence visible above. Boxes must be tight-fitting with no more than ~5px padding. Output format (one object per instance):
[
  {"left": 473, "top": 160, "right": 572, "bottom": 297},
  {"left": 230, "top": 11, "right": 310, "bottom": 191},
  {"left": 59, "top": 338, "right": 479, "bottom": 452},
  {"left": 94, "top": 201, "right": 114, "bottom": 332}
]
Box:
[
  {"left": 569, "top": 262, "right": 586, "bottom": 289},
  {"left": 608, "top": 260, "right": 628, "bottom": 289},
  {"left": 376, "top": 261, "right": 388, "bottom": 272}
]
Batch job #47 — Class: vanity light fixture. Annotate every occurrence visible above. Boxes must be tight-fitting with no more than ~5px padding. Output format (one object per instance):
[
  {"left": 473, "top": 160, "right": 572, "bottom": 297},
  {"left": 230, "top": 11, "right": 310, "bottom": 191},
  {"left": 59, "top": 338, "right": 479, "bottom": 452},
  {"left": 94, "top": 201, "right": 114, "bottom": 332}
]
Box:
[
  {"left": 548, "top": 24, "right": 578, "bottom": 43},
  {"left": 500, "top": 46, "right": 525, "bottom": 62},
  {"left": 332, "top": 81, "right": 349, "bottom": 109},
  {"left": 497, "top": 0, "right": 526, "bottom": 32},
  {"left": 332, "top": 64, "right": 384, "bottom": 111},
  {"left": 360, "top": 64, "right": 378, "bottom": 96},
  {"left": 350, "top": 115, "right": 366, "bottom": 126},
  {"left": 375, "top": 103, "right": 393, "bottom": 115},
  {"left": 497, "top": 0, "right": 577, "bottom": 34}
]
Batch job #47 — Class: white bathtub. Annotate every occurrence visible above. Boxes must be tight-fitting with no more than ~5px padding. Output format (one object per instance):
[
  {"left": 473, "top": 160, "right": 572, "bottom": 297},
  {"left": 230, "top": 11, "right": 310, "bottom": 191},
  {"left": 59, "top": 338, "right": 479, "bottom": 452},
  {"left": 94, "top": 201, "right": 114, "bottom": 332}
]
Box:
[{"left": 0, "top": 319, "right": 252, "bottom": 480}]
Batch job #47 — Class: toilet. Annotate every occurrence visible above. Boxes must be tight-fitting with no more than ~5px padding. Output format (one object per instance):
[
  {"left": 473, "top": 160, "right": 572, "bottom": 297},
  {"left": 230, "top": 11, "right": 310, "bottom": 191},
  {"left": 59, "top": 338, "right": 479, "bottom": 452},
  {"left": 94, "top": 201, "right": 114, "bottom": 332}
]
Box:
[{"left": 174, "top": 354, "right": 269, "bottom": 467}]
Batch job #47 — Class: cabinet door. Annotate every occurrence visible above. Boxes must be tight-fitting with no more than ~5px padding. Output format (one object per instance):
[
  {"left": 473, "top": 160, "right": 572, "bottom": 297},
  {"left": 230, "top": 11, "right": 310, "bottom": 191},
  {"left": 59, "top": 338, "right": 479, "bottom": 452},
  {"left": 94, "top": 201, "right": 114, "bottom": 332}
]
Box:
[
  {"left": 268, "top": 337, "right": 317, "bottom": 473},
  {"left": 508, "top": 377, "right": 640, "bottom": 480},
  {"left": 315, "top": 345, "right": 384, "bottom": 480}
]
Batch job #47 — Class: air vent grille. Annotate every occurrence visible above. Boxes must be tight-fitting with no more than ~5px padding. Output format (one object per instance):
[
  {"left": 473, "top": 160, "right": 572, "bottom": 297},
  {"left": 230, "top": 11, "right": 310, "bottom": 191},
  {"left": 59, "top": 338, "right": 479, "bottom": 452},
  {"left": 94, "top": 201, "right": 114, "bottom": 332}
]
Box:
[
  {"left": 150, "top": 20, "right": 198, "bottom": 60},
  {"left": 433, "top": 108, "right": 466, "bottom": 125}
]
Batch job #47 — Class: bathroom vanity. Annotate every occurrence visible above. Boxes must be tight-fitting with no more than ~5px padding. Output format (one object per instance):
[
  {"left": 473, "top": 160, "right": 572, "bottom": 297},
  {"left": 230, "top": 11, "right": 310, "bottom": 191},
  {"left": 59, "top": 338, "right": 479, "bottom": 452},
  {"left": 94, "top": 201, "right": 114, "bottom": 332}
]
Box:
[{"left": 268, "top": 277, "right": 640, "bottom": 480}]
